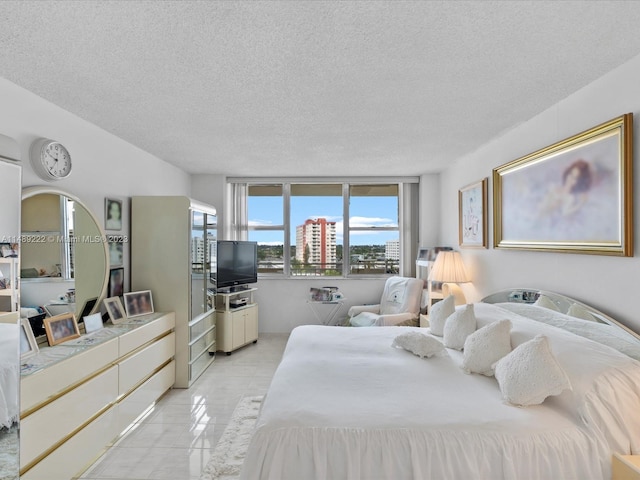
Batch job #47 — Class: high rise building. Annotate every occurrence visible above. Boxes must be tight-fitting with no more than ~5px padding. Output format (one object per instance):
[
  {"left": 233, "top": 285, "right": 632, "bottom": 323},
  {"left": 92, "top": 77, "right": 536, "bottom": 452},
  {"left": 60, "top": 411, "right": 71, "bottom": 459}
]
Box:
[
  {"left": 296, "top": 218, "right": 337, "bottom": 266},
  {"left": 385, "top": 240, "right": 400, "bottom": 260}
]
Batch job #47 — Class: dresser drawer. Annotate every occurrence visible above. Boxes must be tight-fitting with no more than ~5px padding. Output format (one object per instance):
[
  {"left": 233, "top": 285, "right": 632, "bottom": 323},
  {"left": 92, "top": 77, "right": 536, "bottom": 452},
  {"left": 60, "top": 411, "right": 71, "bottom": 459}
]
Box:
[
  {"left": 21, "top": 365, "right": 118, "bottom": 468},
  {"left": 189, "top": 310, "right": 215, "bottom": 341},
  {"left": 119, "top": 312, "right": 175, "bottom": 356},
  {"left": 118, "top": 332, "right": 175, "bottom": 395},
  {"left": 21, "top": 339, "right": 119, "bottom": 413},
  {"left": 189, "top": 326, "right": 215, "bottom": 359}
]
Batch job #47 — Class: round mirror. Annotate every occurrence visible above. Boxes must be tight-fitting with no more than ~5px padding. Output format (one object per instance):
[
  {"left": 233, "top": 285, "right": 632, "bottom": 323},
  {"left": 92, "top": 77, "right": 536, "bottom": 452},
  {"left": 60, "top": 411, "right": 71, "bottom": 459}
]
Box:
[{"left": 20, "top": 187, "right": 109, "bottom": 323}]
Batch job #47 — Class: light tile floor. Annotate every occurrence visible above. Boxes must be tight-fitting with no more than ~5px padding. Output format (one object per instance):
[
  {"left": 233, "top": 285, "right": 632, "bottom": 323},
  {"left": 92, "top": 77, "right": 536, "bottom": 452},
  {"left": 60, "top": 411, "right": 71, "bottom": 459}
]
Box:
[{"left": 79, "top": 333, "right": 289, "bottom": 480}]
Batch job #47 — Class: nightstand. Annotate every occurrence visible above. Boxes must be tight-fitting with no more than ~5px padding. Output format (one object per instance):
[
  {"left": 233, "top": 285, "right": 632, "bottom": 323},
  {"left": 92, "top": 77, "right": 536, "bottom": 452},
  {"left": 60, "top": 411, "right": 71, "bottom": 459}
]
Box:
[
  {"left": 613, "top": 453, "right": 640, "bottom": 480},
  {"left": 419, "top": 314, "right": 429, "bottom": 328}
]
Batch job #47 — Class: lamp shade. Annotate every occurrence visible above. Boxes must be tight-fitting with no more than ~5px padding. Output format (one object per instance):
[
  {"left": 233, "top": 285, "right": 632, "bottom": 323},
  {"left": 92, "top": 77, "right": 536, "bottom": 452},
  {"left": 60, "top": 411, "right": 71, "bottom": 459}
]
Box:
[{"left": 428, "top": 251, "right": 470, "bottom": 283}]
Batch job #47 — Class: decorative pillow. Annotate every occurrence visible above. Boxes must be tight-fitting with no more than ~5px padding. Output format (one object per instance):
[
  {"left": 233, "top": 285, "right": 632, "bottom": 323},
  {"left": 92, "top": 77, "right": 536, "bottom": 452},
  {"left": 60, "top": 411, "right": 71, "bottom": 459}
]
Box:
[
  {"left": 567, "top": 303, "right": 597, "bottom": 322},
  {"left": 427, "top": 295, "right": 455, "bottom": 337},
  {"left": 493, "top": 334, "right": 572, "bottom": 406},
  {"left": 391, "top": 331, "right": 444, "bottom": 358},
  {"left": 461, "top": 319, "right": 512, "bottom": 376},
  {"left": 533, "top": 294, "right": 560, "bottom": 312},
  {"left": 443, "top": 303, "right": 476, "bottom": 350}
]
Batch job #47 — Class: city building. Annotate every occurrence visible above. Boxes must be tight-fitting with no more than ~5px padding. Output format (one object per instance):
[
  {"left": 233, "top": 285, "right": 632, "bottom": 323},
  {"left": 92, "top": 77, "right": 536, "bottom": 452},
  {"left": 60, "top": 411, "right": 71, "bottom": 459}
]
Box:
[{"left": 295, "top": 218, "right": 337, "bottom": 267}]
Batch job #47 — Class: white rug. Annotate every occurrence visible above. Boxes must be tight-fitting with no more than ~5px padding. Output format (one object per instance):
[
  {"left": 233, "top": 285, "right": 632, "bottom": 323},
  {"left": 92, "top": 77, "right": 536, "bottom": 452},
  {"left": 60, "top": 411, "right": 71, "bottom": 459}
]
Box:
[{"left": 200, "top": 396, "right": 263, "bottom": 480}]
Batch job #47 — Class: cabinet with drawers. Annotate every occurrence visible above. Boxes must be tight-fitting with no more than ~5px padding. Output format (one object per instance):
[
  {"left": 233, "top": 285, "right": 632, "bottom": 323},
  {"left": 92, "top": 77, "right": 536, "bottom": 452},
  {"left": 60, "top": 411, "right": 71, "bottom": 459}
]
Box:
[{"left": 20, "top": 312, "right": 175, "bottom": 480}]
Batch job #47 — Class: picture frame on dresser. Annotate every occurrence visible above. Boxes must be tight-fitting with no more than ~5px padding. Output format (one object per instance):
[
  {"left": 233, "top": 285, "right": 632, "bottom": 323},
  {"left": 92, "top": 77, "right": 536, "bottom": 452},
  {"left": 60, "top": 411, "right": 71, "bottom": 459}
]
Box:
[
  {"left": 83, "top": 313, "right": 104, "bottom": 333},
  {"left": 459, "top": 178, "right": 488, "bottom": 248},
  {"left": 124, "top": 290, "right": 154, "bottom": 318},
  {"left": 43, "top": 312, "right": 81, "bottom": 346},
  {"left": 104, "top": 296, "right": 127, "bottom": 325},
  {"left": 20, "top": 318, "right": 39, "bottom": 360}
]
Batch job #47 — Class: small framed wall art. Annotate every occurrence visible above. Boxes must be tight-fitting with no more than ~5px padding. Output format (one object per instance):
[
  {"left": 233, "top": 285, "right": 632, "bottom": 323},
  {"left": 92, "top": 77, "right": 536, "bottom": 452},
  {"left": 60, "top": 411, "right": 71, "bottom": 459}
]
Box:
[{"left": 459, "top": 178, "right": 488, "bottom": 248}]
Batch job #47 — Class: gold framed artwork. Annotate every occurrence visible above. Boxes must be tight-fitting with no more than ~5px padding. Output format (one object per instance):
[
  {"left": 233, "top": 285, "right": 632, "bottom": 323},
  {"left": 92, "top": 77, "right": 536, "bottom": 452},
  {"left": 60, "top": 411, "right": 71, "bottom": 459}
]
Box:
[
  {"left": 44, "top": 312, "right": 81, "bottom": 346},
  {"left": 459, "top": 178, "right": 488, "bottom": 248},
  {"left": 493, "top": 113, "right": 633, "bottom": 256}
]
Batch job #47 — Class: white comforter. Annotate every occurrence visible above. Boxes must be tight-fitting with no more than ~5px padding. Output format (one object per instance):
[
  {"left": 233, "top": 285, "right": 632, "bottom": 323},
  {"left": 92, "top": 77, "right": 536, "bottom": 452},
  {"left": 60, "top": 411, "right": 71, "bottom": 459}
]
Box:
[
  {"left": 0, "top": 323, "right": 19, "bottom": 429},
  {"left": 241, "top": 303, "right": 640, "bottom": 480}
]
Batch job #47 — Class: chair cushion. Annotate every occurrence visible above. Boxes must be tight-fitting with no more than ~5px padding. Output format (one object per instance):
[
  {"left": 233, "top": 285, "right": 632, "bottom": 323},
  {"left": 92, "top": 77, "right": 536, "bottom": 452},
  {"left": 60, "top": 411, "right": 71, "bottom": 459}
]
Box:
[
  {"left": 349, "top": 312, "right": 381, "bottom": 327},
  {"left": 379, "top": 276, "right": 424, "bottom": 317}
]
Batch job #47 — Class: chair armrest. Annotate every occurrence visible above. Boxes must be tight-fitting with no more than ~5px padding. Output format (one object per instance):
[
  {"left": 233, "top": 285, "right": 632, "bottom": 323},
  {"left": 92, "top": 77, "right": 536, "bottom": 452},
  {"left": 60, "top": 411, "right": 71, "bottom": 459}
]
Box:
[
  {"left": 348, "top": 304, "right": 381, "bottom": 317},
  {"left": 379, "top": 312, "right": 418, "bottom": 327}
]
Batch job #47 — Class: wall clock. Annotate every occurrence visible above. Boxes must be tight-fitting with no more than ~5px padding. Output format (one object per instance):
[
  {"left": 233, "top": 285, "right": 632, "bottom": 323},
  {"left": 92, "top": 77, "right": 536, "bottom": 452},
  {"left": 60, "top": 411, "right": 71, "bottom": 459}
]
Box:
[{"left": 30, "top": 138, "right": 72, "bottom": 181}]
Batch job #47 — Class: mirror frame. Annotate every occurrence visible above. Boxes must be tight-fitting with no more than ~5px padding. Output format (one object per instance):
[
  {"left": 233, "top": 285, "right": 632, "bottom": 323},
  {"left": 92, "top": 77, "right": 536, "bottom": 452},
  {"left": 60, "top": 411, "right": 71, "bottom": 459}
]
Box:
[{"left": 21, "top": 186, "right": 109, "bottom": 316}]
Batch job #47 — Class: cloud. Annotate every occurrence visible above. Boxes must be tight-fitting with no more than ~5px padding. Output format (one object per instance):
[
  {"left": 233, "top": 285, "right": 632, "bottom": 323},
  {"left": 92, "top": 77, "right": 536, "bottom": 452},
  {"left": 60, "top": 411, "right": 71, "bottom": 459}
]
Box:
[{"left": 248, "top": 219, "right": 276, "bottom": 227}]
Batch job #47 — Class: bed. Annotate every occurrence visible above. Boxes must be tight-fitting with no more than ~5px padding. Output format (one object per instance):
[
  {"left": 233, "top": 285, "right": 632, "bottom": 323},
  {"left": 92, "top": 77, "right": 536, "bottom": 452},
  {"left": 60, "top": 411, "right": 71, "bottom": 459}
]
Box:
[
  {"left": 240, "top": 289, "right": 640, "bottom": 480},
  {"left": 0, "top": 322, "right": 19, "bottom": 430}
]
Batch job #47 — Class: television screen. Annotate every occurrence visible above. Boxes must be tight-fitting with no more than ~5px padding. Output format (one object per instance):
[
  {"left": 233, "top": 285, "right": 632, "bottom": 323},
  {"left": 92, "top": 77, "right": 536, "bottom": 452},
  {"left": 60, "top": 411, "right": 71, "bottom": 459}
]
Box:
[{"left": 216, "top": 240, "right": 258, "bottom": 290}]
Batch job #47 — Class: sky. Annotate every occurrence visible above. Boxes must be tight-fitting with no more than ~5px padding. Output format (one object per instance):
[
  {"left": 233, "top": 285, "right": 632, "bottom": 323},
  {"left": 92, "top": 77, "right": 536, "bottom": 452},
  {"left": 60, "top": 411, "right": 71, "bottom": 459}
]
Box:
[{"left": 248, "top": 195, "right": 399, "bottom": 246}]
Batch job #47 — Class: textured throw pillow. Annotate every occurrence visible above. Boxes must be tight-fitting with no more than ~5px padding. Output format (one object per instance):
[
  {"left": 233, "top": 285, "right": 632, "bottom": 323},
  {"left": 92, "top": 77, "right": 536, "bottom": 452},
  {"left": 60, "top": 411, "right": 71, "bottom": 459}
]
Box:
[
  {"left": 567, "top": 303, "right": 597, "bottom": 322},
  {"left": 391, "top": 331, "right": 445, "bottom": 358},
  {"left": 443, "top": 303, "right": 476, "bottom": 350},
  {"left": 533, "top": 294, "right": 560, "bottom": 312},
  {"left": 461, "top": 319, "right": 512, "bottom": 376},
  {"left": 494, "top": 334, "right": 571, "bottom": 406},
  {"left": 428, "top": 295, "right": 455, "bottom": 337}
]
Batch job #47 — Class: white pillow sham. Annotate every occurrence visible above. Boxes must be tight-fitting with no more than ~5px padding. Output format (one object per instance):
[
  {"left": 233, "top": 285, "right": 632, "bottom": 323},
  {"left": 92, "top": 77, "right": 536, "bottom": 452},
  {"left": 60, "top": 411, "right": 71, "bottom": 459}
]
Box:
[
  {"left": 428, "top": 295, "right": 455, "bottom": 337},
  {"left": 391, "top": 331, "right": 444, "bottom": 358},
  {"left": 494, "top": 334, "right": 571, "bottom": 406},
  {"left": 443, "top": 303, "right": 476, "bottom": 350},
  {"left": 461, "top": 319, "right": 512, "bottom": 376}
]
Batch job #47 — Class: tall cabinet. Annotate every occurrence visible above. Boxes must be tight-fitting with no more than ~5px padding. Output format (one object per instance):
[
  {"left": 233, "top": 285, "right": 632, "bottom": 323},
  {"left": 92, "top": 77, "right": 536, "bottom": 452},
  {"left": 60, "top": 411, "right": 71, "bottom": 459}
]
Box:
[{"left": 132, "top": 196, "right": 217, "bottom": 388}]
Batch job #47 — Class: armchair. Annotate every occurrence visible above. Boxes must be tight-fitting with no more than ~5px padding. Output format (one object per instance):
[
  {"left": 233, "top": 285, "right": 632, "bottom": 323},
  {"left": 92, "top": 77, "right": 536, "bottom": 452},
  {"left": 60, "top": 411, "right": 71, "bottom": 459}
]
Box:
[{"left": 348, "top": 276, "right": 424, "bottom": 327}]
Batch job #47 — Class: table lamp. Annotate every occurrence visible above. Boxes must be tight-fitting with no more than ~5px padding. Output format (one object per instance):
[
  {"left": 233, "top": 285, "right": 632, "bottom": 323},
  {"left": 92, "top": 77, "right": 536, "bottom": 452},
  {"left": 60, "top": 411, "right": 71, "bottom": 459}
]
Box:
[{"left": 428, "top": 251, "right": 470, "bottom": 305}]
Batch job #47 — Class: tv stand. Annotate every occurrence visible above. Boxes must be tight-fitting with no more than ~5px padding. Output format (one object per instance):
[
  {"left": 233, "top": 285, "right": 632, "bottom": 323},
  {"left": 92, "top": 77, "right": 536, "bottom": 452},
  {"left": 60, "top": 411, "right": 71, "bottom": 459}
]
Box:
[{"left": 215, "top": 288, "right": 258, "bottom": 355}]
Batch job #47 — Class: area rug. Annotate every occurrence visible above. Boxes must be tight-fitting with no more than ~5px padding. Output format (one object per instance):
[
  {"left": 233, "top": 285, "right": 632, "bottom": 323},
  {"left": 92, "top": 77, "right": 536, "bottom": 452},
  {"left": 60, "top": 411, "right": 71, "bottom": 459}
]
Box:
[{"left": 200, "top": 395, "right": 263, "bottom": 480}]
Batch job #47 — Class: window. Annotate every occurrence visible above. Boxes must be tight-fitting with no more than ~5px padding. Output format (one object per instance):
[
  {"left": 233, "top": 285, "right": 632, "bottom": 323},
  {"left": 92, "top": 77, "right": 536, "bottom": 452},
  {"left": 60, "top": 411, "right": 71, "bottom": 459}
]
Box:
[{"left": 232, "top": 178, "right": 418, "bottom": 277}]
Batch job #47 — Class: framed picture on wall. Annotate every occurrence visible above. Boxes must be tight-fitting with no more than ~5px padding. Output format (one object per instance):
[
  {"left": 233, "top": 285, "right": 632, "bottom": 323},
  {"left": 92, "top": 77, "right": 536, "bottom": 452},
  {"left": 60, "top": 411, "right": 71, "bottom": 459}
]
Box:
[
  {"left": 493, "top": 113, "right": 633, "bottom": 256},
  {"left": 458, "top": 178, "right": 488, "bottom": 248},
  {"left": 105, "top": 198, "right": 123, "bottom": 231},
  {"left": 109, "top": 238, "right": 124, "bottom": 267},
  {"left": 108, "top": 267, "right": 124, "bottom": 297}
]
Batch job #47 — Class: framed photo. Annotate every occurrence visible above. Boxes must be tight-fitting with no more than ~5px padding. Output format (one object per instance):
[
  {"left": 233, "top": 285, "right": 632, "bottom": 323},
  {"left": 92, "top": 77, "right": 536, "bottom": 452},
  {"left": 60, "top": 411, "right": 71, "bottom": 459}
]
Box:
[
  {"left": 0, "top": 242, "right": 17, "bottom": 258},
  {"left": 44, "top": 312, "right": 81, "bottom": 346},
  {"left": 458, "top": 178, "right": 488, "bottom": 248},
  {"left": 20, "top": 318, "right": 39, "bottom": 360},
  {"left": 83, "top": 313, "right": 104, "bottom": 334},
  {"left": 105, "top": 197, "right": 123, "bottom": 231},
  {"left": 123, "top": 290, "right": 154, "bottom": 318},
  {"left": 493, "top": 113, "right": 633, "bottom": 256},
  {"left": 109, "top": 238, "right": 124, "bottom": 267},
  {"left": 108, "top": 267, "right": 124, "bottom": 297},
  {"left": 104, "top": 296, "right": 127, "bottom": 325}
]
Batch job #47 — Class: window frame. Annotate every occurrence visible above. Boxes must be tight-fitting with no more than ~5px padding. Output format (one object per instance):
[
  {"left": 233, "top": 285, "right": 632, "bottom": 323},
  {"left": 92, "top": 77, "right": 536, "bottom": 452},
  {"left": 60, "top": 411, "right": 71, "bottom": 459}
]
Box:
[{"left": 229, "top": 177, "right": 418, "bottom": 279}]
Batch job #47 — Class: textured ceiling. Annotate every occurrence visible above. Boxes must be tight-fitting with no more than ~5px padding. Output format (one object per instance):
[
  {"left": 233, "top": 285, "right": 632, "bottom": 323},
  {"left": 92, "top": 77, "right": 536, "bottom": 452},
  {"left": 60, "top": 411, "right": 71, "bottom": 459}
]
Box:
[{"left": 2, "top": 1, "right": 640, "bottom": 177}]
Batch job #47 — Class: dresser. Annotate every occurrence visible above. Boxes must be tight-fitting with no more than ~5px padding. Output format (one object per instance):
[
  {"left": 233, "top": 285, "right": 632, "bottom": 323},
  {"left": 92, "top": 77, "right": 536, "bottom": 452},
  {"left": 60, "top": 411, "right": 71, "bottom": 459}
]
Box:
[{"left": 20, "top": 312, "right": 175, "bottom": 480}]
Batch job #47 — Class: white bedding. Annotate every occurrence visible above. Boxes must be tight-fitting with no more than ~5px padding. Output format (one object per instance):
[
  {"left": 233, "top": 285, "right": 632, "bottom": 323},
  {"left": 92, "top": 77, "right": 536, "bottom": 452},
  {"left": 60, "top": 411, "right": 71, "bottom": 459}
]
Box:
[
  {"left": 241, "top": 303, "right": 640, "bottom": 480},
  {"left": 0, "top": 324, "right": 19, "bottom": 429}
]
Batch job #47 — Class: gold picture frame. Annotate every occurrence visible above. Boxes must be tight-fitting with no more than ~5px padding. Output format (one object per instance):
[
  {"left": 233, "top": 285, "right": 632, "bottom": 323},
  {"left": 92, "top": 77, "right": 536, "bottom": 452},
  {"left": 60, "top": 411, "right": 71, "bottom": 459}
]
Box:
[
  {"left": 44, "top": 312, "right": 81, "bottom": 346},
  {"left": 459, "top": 178, "right": 488, "bottom": 248},
  {"left": 493, "top": 113, "right": 633, "bottom": 256}
]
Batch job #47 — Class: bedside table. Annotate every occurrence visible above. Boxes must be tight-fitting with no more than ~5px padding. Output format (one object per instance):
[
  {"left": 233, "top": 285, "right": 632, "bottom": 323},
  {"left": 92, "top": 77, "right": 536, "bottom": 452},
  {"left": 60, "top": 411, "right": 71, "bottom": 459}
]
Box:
[
  {"left": 419, "top": 314, "right": 429, "bottom": 328},
  {"left": 613, "top": 453, "right": 640, "bottom": 480}
]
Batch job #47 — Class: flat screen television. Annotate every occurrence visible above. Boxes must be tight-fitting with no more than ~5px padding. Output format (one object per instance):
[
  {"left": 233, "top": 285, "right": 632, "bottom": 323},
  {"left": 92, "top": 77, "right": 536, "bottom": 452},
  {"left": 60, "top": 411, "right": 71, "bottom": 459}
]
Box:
[{"left": 216, "top": 240, "right": 258, "bottom": 290}]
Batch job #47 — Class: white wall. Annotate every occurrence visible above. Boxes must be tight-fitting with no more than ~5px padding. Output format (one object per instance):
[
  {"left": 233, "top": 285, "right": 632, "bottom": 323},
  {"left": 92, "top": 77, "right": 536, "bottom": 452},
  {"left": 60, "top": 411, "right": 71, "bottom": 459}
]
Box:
[
  {"left": 440, "top": 52, "right": 640, "bottom": 332},
  {"left": 0, "top": 78, "right": 191, "bottom": 297}
]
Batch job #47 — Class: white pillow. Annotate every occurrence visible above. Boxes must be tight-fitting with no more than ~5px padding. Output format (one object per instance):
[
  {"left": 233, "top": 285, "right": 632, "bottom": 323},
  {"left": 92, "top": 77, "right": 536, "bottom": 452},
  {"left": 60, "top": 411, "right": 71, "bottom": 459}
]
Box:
[
  {"left": 391, "top": 331, "right": 445, "bottom": 358},
  {"left": 349, "top": 312, "right": 380, "bottom": 327},
  {"left": 461, "top": 319, "right": 512, "bottom": 376},
  {"left": 494, "top": 334, "right": 571, "bottom": 406},
  {"left": 567, "top": 303, "right": 597, "bottom": 322},
  {"left": 533, "top": 294, "right": 560, "bottom": 312},
  {"left": 443, "top": 303, "right": 476, "bottom": 350},
  {"left": 428, "top": 295, "right": 455, "bottom": 337}
]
